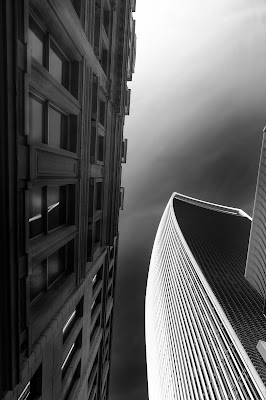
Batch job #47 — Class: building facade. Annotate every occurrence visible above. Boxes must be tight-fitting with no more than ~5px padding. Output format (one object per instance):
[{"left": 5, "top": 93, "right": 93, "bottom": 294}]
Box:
[
  {"left": 245, "top": 131, "right": 266, "bottom": 305},
  {"left": 0, "top": 0, "right": 136, "bottom": 399},
  {"left": 146, "top": 193, "right": 266, "bottom": 400}
]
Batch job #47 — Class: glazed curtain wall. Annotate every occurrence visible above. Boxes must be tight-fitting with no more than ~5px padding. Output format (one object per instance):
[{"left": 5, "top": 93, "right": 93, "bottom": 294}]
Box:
[{"left": 145, "top": 194, "right": 266, "bottom": 400}]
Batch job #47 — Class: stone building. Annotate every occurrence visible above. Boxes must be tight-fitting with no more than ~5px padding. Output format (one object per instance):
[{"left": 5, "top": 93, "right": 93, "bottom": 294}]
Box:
[{"left": 0, "top": 0, "right": 136, "bottom": 399}]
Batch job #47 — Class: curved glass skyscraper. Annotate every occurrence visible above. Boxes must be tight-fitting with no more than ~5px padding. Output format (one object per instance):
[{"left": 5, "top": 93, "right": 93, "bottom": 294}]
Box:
[{"left": 146, "top": 193, "right": 266, "bottom": 400}]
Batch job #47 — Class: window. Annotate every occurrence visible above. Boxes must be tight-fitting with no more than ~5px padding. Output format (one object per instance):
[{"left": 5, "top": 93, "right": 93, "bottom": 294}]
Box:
[
  {"left": 49, "top": 41, "right": 70, "bottom": 87},
  {"left": 29, "top": 25, "right": 45, "bottom": 65},
  {"left": 90, "top": 314, "right": 101, "bottom": 343},
  {"left": 97, "top": 135, "right": 104, "bottom": 163},
  {"left": 29, "top": 93, "right": 77, "bottom": 152},
  {"left": 99, "top": 101, "right": 106, "bottom": 127},
  {"left": 61, "top": 331, "right": 82, "bottom": 379},
  {"left": 63, "top": 297, "right": 83, "bottom": 343},
  {"left": 29, "top": 187, "right": 44, "bottom": 238},
  {"left": 18, "top": 364, "right": 42, "bottom": 400},
  {"left": 48, "top": 106, "right": 68, "bottom": 149},
  {"left": 96, "top": 182, "right": 103, "bottom": 210},
  {"left": 91, "top": 289, "right": 102, "bottom": 317},
  {"left": 92, "top": 265, "right": 103, "bottom": 291},
  {"left": 63, "top": 361, "right": 81, "bottom": 400},
  {"left": 88, "top": 353, "right": 99, "bottom": 397},
  {"left": 29, "top": 95, "right": 44, "bottom": 144},
  {"left": 29, "top": 184, "right": 74, "bottom": 240},
  {"left": 29, "top": 17, "right": 78, "bottom": 96},
  {"left": 103, "top": 5, "right": 110, "bottom": 38},
  {"left": 30, "top": 240, "right": 74, "bottom": 302}
]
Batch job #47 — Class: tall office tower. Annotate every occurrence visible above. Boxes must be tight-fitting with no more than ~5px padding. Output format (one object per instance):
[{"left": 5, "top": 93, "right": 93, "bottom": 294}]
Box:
[
  {"left": 0, "top": 1, "right": 136, "bottom": 399},
  {"left": 146, "top": 193, "right": 266, "bottom": 400},
  {"left": 246, "top": 131, "right": 266, "bottom": 306}
]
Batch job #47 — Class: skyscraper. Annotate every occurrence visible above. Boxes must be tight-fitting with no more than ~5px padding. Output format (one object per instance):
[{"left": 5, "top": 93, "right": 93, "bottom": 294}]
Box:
[
  {"left": 0, "top": 0, "right": 136, "bottom": 399},
  {"left": 146, "top": 193, "right": 266, "bottom": 400}
]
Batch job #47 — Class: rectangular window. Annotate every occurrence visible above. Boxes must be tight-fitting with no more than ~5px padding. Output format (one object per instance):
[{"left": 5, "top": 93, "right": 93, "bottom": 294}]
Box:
[
  {"left": 29, "top": 94, "right": 77, "bottom": 152},
  {"left": 92, "top": 265, "right": 103, "bottom": 291},
  {"left": 47, "top": 186, "right": 66, "bottom": 231},
  {"left": 18, "top": 364, "right": 42, "bottom": 399},
  {"left": 29, "top": 186, "right": 44, "bottom": 239},
  {"left": 99, "top": 101, "right": 106, "bottom": 127},
  {"left": 63, "top": 361, "right": 81, "bottom": 400},
  {"left": 29, "top": 27, "right": 44, "bottom": 65},
  {"left": 49, "top": 46, "right": 63, "bottom": 83},
  {"left": 29, "top": 184, "right": 75, "bottom": 240},
  {"left": 29, "top": 95, "right": 44, "bottom": 144},
  {"left": 63, "top": 297, "right": 83, "bottom": 343},
  {"left": 91, "top": 289, "right": 102, "bottom": 317},
  {"left": 97, "top": 135, "right": 104, "bottom": 163},
  {"left": 61, "top": 331, "right": 82, "bottom": 379},
  {"left": 95, "top": 219, "right": 102, "bottom": 244},
  {"left": 48, "top": 247, "right": 65, "bottom": 287},
  {"left": 103, "top": 6, "right": 110, "bottom": 38},
  {"left": 96, "top": 182, "right": 103, "bottom": 210},
  {"left": 90, "top": 314, "right": 101, "bottom": 343},
  {"left": 30, "top": 240, "right": 74, "bottom": 303},
  {"left": 48, "top": 106, "right": 68, "bottom": 149},
  {"left": 49, "top": 41, "right": 70, "bottom": 88}
]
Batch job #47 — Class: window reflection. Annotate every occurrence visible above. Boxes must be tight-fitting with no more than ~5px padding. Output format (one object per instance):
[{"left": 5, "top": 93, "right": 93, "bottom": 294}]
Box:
[
  {"left": 48, "top": 186, "right": 65, "bottom": 231},
  {"left": 29, "top": 187, "right": 44, "bottom": 238}
]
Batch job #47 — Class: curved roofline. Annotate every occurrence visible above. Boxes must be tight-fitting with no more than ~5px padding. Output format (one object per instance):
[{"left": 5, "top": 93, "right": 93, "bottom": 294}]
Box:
[{"left": 171, "top": 192, "right": 252, "bottom": 220}]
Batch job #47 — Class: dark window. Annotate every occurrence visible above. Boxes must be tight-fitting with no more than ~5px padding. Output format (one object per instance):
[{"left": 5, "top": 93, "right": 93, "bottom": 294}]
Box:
[
  {"left": 29, "top": 184, "right": 74, "bottom": 239},
  {"left": 48, "top": 186, "right": 66, "bottom": 231},
  {"left": 91, "top": 289, "right": 102, "bottom": 317},
  {"left": 99, "top": 101, "right": 106, "bottom": 127},
  {"left": 90, "top": 314, "right": 101, "bottom": 343},
  {"left": 63, "top": 297, "right": 83, "bottom": 343},
  {"left": 29, "top": 95, "right": 44, "bottom": 144},
  {"left": 103, "top": 8, "right": 110, "bottom": 37},
  {"left": 96, "top": 182, "right": 103, "bottom": 210},
  {"left": 92, "top": 265, "right": 103, "bottom": 291},
  {"left": 62, "top": 331, "right": 82, "bottom": 379},
  {"left": 101, "top": 47, "right": 108, "bottom": 75},
  {"left": 97, "top": 135, "right": 104, "bottom": 162},
  {"left": 18, "top": 364, "right": 42, "bottom": 400},
  {"left": 30, "top": 260, "right": 46, "bottom": 302},
  {"left": 29, "top": 240, "right": 74, "bottom": 303},
  {"left": 48, "top": 247, "right": 65, "bottom": 287},
  {"left": 95, "top": 219, "right": 102, "bottom": 244},
  {"left": 63, "top": 360, "right": 81, "bottom": 400}
]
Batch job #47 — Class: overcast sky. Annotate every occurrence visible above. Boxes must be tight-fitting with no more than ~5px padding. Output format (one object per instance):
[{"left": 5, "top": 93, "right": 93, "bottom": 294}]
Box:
[{"left": 110, "top": 1, "right": 266, "bottom": 399}]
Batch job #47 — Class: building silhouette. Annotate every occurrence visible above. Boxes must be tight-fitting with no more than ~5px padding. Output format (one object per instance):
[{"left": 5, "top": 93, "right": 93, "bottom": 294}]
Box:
[
  {"left": 146, "top": 193, "right": 266, "bottom": 400},
  {"left": 0, "top": 0, "right": 136, "bottom": 399}
]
